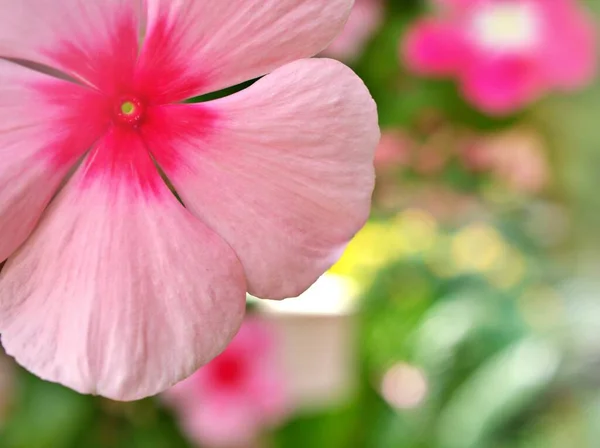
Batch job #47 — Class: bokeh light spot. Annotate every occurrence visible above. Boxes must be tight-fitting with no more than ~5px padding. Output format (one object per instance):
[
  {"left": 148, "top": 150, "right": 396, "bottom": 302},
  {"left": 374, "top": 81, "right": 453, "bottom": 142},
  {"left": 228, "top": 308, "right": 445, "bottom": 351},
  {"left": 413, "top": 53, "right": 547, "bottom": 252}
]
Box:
[{"left": 380, "top": 363, "right": 428, "bottom": 410}]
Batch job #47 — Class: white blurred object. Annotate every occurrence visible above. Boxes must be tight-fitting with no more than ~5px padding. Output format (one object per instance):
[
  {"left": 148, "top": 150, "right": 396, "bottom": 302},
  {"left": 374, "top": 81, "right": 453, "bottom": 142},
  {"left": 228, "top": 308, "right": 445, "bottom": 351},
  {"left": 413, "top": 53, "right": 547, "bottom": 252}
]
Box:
[
  {"left": 254, "top": 274, "right": 358, "bottom": 411},
  {"left": 471, "top": 2, "right": 541, "bottom": 53}
]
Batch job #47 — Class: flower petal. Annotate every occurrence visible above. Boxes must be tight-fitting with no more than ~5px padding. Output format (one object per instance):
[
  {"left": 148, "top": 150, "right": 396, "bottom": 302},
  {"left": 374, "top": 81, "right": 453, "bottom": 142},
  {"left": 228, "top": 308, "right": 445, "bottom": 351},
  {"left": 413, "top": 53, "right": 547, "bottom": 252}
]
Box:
[
  {"left": 143, "top": 58, "right": 379, "bottom": 300},
  {"left": 166, "top": 318, "right": 286, "bottom": 447},
  {"left": 538, "top": 0, "right": 597, "bottom": 89},
  {"left": 322, "top": 0, "right": 384, "bottom": 62},
  {"left": 182, "top": 399, "right": 259, "bottom": 448},
  {"left": 0, "top": 59, "right": 108, "bottom": 262},
  {"left": 461, "top": 56, "right": 543, "bottom": 115},
  {"left": 137, "top": 0, "right": 354, "bottom": 102},
  {"left": 0, "top": 129, "right": 247, "bottom": 401},
  {"left": 402, "top": 19, "right": 469, "bottom": 76},
  {"left": 0, "top": 0, "right": 141, "bottom": 93}
]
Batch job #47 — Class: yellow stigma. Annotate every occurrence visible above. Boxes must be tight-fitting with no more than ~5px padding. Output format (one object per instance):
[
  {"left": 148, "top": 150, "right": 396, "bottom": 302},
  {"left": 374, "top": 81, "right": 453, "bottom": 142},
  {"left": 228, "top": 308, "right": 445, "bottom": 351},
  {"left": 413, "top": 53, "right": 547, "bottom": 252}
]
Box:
[{"left": 120, "top": 101, "right": 136, "bottom": 115}]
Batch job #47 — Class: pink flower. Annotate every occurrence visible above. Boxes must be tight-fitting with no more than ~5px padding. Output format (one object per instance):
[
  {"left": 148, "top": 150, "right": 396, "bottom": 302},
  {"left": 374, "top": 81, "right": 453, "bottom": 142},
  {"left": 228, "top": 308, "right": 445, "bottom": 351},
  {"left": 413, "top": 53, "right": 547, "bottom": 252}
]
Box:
[
  {"left": 403, "top": 0, "right": 597, "bottom": 114},
  {"left": 0, "top": 1, "right": 379, "bottom": 400},
  {"left": 405, "top": 187, "right": 480, "bottom": 223},
  {"left": 465, "top": 128, "right": 549, "bottom": 193},
  {"left": 323, "top": 0, "right": 384, "bottom": 61},
  {"left": 374, "top": 130, "right": 413, "bottom": 173},
  {"left": 164, "top": 318, "right": 288, "bottom": 447}
]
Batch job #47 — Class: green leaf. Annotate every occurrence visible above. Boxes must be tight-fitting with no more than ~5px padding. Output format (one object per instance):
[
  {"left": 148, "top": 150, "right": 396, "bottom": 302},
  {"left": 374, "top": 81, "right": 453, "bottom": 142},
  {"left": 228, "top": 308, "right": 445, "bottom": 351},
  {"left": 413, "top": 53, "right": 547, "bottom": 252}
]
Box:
[{"left": 436, "top": 339, "right": 560, "bottom": 448}]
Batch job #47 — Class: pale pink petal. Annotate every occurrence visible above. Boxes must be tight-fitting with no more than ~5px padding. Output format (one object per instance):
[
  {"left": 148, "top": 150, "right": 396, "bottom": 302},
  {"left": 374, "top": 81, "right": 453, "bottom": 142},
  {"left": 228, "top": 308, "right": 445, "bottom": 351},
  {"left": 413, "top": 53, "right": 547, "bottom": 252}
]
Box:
[
  {"left": 323, "top": 0, "right": 384, "bottom": 62},
  {"left": 137, "top": 0, "right": 354, "bottom": 102},
  {"left": 182, "top": 398, "right": 259, "bottom": 447},
  {"left": 461, "top": 56, "right": 543, "bottom": 115},
  {"left": 142, "top": 58, "right": 379, "bottom": 300},
  {"left": 403, "top": 19, "right": 469, "bottom": 76},
  {"left": 538, "top": 0, "right": 597, "bottom": 89},
  {"left": 0, "top": 59, "right": 109, "bottom": 262},
  {"left": 0, "top": 129, "right": 247, "bottom": 401},
  {"left": 246, "top": 365, "right": 289, "bottom": 424},
  {"left": 0, "top": 0, "right": 141, "bottom": 94}
]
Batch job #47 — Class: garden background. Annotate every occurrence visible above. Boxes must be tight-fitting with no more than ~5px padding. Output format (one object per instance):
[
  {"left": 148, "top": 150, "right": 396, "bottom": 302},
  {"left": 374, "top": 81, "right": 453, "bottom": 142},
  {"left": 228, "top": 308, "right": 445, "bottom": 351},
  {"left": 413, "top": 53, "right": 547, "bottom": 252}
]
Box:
[{"left": 1, "top": 0, "right": 600, "bottom": 447}]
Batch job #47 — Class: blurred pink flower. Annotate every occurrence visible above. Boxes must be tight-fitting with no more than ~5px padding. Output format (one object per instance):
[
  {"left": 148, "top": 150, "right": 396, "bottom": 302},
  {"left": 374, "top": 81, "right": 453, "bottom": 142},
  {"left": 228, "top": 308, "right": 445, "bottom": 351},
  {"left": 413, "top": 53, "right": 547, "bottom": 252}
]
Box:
[
  {"left": 401, "top": 186, "right": 481, "bottom": 223},
  {"left": 0, "top": 0, "right": 379, "bottom": 400},
  {"left": 403, "top": 0, "right": 597, "bottom": 114},
  {"left": 412, "top": 137, "right": 453, "bottom": 176},
  {"left": 323, "top": 0, "right": 384, "bottom": 61},
  {"left": 461, "top": 138, "right": 495, "bottom": 173},
  {"left": 374, "top": 130, "right": 413, "bottom": 172},
  {"left": 464, "top": 129, "right": 550, "bottom": 192},
  {"left": 164, "top": 318, "right": 289, "bottom": 447}
]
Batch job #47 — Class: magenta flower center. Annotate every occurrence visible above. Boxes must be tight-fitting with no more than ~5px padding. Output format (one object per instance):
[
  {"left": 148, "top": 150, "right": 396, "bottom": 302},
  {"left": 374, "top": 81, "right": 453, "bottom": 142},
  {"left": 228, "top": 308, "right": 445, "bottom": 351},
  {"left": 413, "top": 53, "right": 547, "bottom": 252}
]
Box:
[
  {"left": 211, "top": 355, "right": 246, "bottom": 388},
  {"left": 113, "top": 96, "right": 145, "bottom": 127}
]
